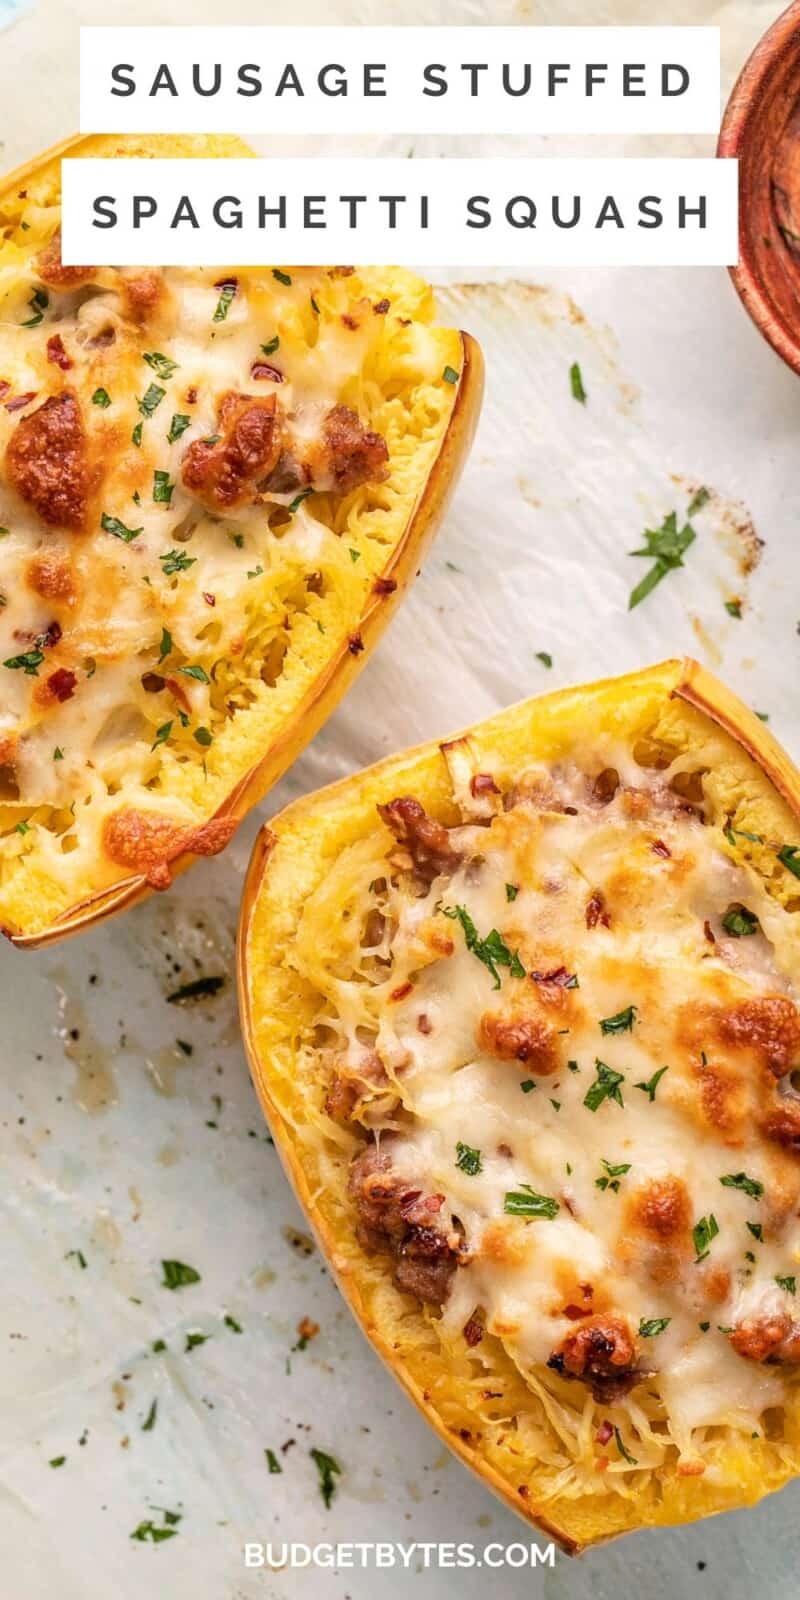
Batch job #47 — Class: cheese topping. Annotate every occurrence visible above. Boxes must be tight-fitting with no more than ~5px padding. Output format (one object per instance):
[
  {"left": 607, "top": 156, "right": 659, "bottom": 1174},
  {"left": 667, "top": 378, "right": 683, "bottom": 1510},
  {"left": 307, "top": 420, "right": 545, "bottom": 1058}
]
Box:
[
  {"left": 298, "top": 743, "right": 800, "bottom": 1487},
  {"left": 0, "top": 204, "right": 458, "bottom": 934}
]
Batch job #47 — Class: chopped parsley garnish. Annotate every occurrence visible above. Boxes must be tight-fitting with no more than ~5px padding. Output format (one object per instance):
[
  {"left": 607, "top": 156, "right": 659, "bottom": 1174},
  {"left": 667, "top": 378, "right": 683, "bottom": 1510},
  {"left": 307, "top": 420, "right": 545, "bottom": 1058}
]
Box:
[
  {"left": 699, "top": 1320, "right": 710, "bottom": 1332},
  {"left": 143, "top": 351, "right": 178, "bottom": 380},
  {"left": 442, "top": 365, "right": 459, "bottom": 385},
  {"left": 15, "top": 820, "right": 29, "bottom": 835},
  {"left": 130, "top": 1519, "right": 178, "bottom": 1544},
  {"left": 692, "top": 1214, "right": 719, "bottom": 1262},
  {"left": 595, "top": 1158, "right": 631, "bottom": 1193},
  {"left": 755, "top": 710, "right": 769, "bottom": 723},
  {"left": 160, "top": 549, "right": 196, "bottom": 575},
  {"left": 687, "top": 486, "right": 710, "bottom": 516},
  {"left": 747, "top": 1221, "right": 764, "bottom": 1241},
  {"left": 92, "top": 387, "right": 111, "bottom": 408},
  {"left": 167, "top": 413, "right": 191, "bottom": 443},
  {"left": 213, "top": 280, "right": 237, "bottom": 321},
  {"left": 158, "top": 627, "right": 172, "bottom": 662},
  {"left": 455, "top": 1141, "right": 482, "bottom": 1176},
  {"left": 442, "top": 904, "right": 525, "bottom": 989},
  {"left": 167, "top": 975, "right": 224, "bottom": 1003},
  {"left": 138, "top": 382, "right": 166, "bottom": 417},
  {"left": 288, "top": 487, "right": 313, "bottom": 514},
  {"left": 22, "top": 287, "right": 48, "bottom": 327},
  {"left": 65, "top": 1248, "right": 87, "bottom": 1269},
  {"left": 261, "top": 335, "right": 280, "bottom": 356},
  {"left": 177, "top": 664, "right": 209, "bottom": 685},
  {"left": 310, "top": 1447, "right": 341, "bottom": 1507},
  {"left": 721, "top": 904, "right": 759, "bottom": 937},
  {"left": 520, "top": 1079, "right": 536, "bottom": 1093},
  {"left": 132, "top": 421, "right": 143, "bottom": 447},
  {"left": 185, "top": 1331, "right": 209, "bottom": 1351},
  {"left": 720, "top": 1172, "right": 763, "bottom": 1200},
  {"left": 272, "top": 269, "right": 292, "bottom": 287},
  {"left": 505, "top": 883, "right": 519, "bottom": 901},
  {"left": 152, "top": 1338, "right": 167, "bottom": 1353},
  {"left": 725, "top": 598, "right": 742, "bottom": 619},
  {"left": 153, "top": 469, "right": 174, "bottom": 505},
  {"left": 49, "top": 1456, "right": 66, "bottom": 1468},
  {"left": 265, "top": 1448, "right": 282, "bottom": 1473},
  {"left": 151, "top": 721, "right": 172, "bottom": 752},
  {"left": 4, "top": 649, "right": 43, "bottom": 675},
  {"left": 569, "top": 361, "right": 587, "bottom": 404},
  {"left": 53, "top": 747, "right": 64, "bottom": 761},
  {"left": 535, "top": 651, "right": 553, "bottom": 668},
  {"left": 614, "top": 1427, "right": 637, "bottom": 1466},
  {"left": 101, "top": 513, "right": 142, "bottom": 543},
  {"left": 141, "top": 1400, "right": 157, "bottom": 1432},
  {"left": 725, "top": 825, "right": 764, "bottom": 847},
  {"left": 194, "top": 727, "right": 213, "bottom": 747},
  {"left": 348, "top": 547, "right": 360, "bottom": 562},
  {"left": 247, "top": 565, "right": 264, "bottom": 580},
  {"left": 224, "top": 1314, "right": 243, "bottom": 1334},
  {"left": 599, "top": 1005, "right": 636, "bottom": 1035},
  {"left": 628, "top": 509, "right": 695, "bottom": 611},
  {"left": 778, "top": 845, "right": 800, "bottom": 880},
  {"left": 634, "top": 1064, "right": 669, "bottom": 1102},
  {"left": 776, "top": 1275, "right": 797, "bottom": 1295},
  {"left": 310, "top": 295, "right": 320, "bottom": 315},
  {"left": 503, "top": 1185, "right": 559, "bottom": 1220},
  {"left": 161, "top": 1259, "right": 201, "bottom": 1290},
  {"left": 583, "top": 1059, "right": 625, "bottom": 1112},
  {"left": 639, "top": 1317, "right": 671, "bottom": 1337}
]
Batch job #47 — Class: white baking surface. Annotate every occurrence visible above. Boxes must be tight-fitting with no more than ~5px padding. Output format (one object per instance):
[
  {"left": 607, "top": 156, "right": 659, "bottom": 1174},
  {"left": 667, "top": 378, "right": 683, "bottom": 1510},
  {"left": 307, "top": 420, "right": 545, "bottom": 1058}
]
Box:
[{"left": 1, "top": 0, "right": 799, "bottom": 1595}]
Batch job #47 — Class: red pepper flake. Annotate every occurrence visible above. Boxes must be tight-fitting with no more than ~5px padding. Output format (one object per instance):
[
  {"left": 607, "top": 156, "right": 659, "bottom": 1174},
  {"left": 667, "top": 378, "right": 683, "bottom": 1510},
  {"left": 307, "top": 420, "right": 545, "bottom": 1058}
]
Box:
[
  {"left": 563, "top": 1303, "right": 590, "bottom": 1321},
  {"left": 423, "top": 1194, "right": 445, "bottom": 1213},
  {"left": 471, "top": 773, "right": 499, "bottom": 798},
  {"left": 203, "top": 592, "right": 216, "bottom": 607},
  {"left": 38, "top": 620, "right": 62, "bottom": 649},
  {"left": 585, "top": 890, "right": 610, "bottom": 930},
  {"left": 373, "top": 298, "right": 390, "bottom": 315},
  {"left": 417, "top": 1014, "right": 432, "bottom": 1035},
  {"left": 596, "top": 1421, "right": 613, "bottom": 1446},
  {"left": 348, "top": 633, "right": 364, "bottom": 656},
  {"left": 5, "top": 391, "right": 37, "bottom": 412},
  {"left": 341, "top": 313, "right": 359, "bottom": 330},
  {"left": 530, "top": 966, "right": 577, "bottom": 989},
  {"left": 703, "top": 919, "right": 716, "bottom": 944},
  {"left": 651, "top": 839, "right": 671, "bottom": 859},
  {"left": 48, "top": 667, "right": 77, "bottom": 702},
  {"left": 214, "top": 275, "right": 238, "bottom": 291},
  {"left": 250, "top": 361, "right": 284, "bottom": 383},
  {"left": 372, "top": 577, "right": 397, "bottom": 597},
  {"left": 390, "top": 981, "right": 413, "bottom": 1002},
  {"left": 463, "top": 1316, "right": 483, "bottom": 1348},
  {"left": 185, "top": 386, "right": 198, "bottom": 405},
  {"left": 46, "top": 333, "right": 72, "bottom": 371}
]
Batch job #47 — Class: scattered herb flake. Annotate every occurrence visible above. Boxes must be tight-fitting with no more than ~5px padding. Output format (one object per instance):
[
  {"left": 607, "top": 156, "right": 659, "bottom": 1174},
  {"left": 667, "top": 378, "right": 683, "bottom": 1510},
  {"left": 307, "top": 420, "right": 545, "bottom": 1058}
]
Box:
[
  {"left": 213, "top": 280, "right": 237, "bottom": 322},
  {"left": 725, "top": 598, "right": 742, "bottom": 619},
  {"left": 599, "top": 1005, "right": 637, "bottom": 1035},
  {"left": 776, "top": 1275, "right": 797, "bottom": 1294},
  {"left": 503, "top": 1185, "right": 559, "bottom": 1220},
  {"left": 273, "top": 269, "right": 292, "bottom": 287},
  {"left": 143, "top": 351, "right": 178, "bottom": 380},
  {"left": 22, "top": 287, "right": 48, "bottom": 327},
  {"left": 224, "top": 1314, "right": 243, "bottom": 1334},
  {"left": 455, "top": 1141, "right": 482, "bottom": 1176},
  {"left": 265, "top": 1448, "right": 282, "bottom": 1473},
  {"left": 138, "top": 383, "right": 166, "bottom": 418},
  {"left": 442, "top": 904, "right": 525, "bottom": 989},
  {"left": 583, "top": 1059, "right": 625, "bottom": 1112},
  {"left": 614, "top": 1427, "right": 638, "bottom": 1465},
  {"left": 535, "top": 651, "right": 553, "bottom": 668},
  {"left": 160, "top": 549, "right": 196, "bottom": 576},
  {"left": 570, "top": 361, "right": 587, "bottom": 404},
  {"left": 101, "top": 513, "right": 142, "bottom": 543},
  {"left": 442, "top": 365, "right": 459, "bottom": 385},
  {"left": 288, "top": 487, "right": 313, "bottom": 514},
  {"left": 4, "top": 648, "right": 44, "bottom": 675},
  {"left": 720, "top": 1172, "right": 764, "bottom": 1200},
  {"left": 161, "top": 1259, "right": 201, "bottom": 1290},
  {"left": 153, "top": 469, "right": 174, "bottom": 505},
  {"left": 628, "top": 510, "right": 695, "bottom": 611},
  {"left": 177, "top": 664, "right": 209, "bottom": 685},
  {"left": 141, "top": 1400, "right": 157, "bottom": 1432},
  {"left": 185, "top": 1331, "right": 209, "bottom": 1351},
  {"left": 721, "top": 904, "right": 759, "bottom": 938},
  {"left": 634, "top": 1064, "right": 669, "bottom": 1103},
  {"left": 310, "top": 1447, "right": 341, "bottom": 1507},
  {"left": 692, "top": 1214, "right": 719, "bottom": 1263},
  {"left": 49, "top": 1456, "right": 66, "bottom": 1468},
  {"left": 92, "top": 387, "right": 111, "bottom": 408},
  {"left": 639, "top": 1317, "right": 671, "bottom": 1337},
  {"left": 261, "top": 335, "right": 280, "bottom": 356},
  {"left": 505, "top": 883, "right": 519, "bottom": 901},
  {"left": 158, "top": 627, "right": 172, "bottom": 663},
  {"left": 151, "top": 720, "right": 172, "bottom": 752},
  {"left": 167, "top": 413, "right": 191, "bottom": 443}
]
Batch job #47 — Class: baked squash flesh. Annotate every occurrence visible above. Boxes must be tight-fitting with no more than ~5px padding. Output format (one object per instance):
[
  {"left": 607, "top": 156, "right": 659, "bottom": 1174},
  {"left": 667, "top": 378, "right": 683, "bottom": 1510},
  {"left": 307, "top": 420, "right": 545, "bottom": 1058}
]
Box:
[
  {"left": 0, "top": 134, "right": 481, "bottom": 945},
  {"left": 239, "top": 660, "right": 800, "bottom": 1552}
]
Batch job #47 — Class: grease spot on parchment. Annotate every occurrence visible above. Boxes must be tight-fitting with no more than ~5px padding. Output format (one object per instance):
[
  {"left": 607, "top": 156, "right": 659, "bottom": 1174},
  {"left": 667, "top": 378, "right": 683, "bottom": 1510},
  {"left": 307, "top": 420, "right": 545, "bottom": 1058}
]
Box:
[{"left": 53, "top": 974, "right": 118, "bottom": 1115}]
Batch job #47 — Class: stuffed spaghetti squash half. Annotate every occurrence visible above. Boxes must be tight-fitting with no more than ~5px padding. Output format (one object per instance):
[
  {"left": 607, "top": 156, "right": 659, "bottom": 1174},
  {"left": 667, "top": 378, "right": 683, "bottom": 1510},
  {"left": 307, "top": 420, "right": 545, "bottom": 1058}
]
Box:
[
  {"left": 239, "top": 659, "right": 800, "bottom": 1552},
  {"left": 0, "top": 133, "right": 481, "bottom": 945}
]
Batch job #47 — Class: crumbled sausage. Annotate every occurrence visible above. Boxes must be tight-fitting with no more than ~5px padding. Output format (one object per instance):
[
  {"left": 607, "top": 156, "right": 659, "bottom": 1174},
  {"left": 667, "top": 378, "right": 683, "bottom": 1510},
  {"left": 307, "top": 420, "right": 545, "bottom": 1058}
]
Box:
[
  {"left": 5, "top": 391, "right": 89, "bottom": 531},
  {"left": 348, "top": 1143, "right": 459, "bottom": 1305},
  {"left": 181, "top": 391, "right": 285, "bottom": 512},
  {"left": 377, "top": 795, "right": 461, "bottom": 883},
  {"left": 548, "top": 1314, "right": 640, "bottom": 1402}
]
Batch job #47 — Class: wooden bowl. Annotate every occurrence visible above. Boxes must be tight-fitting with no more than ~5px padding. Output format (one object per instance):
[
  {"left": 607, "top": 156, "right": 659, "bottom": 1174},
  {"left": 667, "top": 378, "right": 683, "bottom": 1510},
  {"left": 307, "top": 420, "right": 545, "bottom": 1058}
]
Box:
[{"left": 719, "top": 0, "right": 800, "bottom": 374}]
